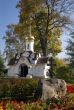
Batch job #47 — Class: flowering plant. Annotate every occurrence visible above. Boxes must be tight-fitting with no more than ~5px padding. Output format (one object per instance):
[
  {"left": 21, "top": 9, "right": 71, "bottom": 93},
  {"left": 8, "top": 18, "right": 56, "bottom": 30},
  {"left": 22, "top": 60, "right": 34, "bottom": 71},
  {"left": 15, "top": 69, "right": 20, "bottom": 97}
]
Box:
[
  {"left": 0, "top": 84, "right": 74, "bottom": 110},
  {"left": 67, "top": 84, "right": 74, "bottom": 93}
]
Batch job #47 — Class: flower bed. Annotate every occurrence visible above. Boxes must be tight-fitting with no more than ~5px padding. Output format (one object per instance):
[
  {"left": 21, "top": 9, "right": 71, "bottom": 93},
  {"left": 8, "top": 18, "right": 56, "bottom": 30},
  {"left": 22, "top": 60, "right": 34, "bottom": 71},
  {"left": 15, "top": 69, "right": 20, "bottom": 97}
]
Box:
[
  {"left": 67, "top": 84, "right": 74, "bottom": 93},
  {"left": 0, "top": 82, "right": 74, "bottom": 110},
  {"left": 0, "top": 94, "right": 74, "bottom": 110}
]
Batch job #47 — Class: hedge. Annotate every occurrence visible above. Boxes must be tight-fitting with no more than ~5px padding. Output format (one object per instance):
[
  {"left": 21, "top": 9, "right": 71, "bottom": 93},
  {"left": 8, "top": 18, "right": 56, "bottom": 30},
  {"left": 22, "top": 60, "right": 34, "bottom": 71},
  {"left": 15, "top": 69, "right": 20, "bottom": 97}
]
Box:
[{"left": 0, "top": 78, "right": 41, "bottom": 101}]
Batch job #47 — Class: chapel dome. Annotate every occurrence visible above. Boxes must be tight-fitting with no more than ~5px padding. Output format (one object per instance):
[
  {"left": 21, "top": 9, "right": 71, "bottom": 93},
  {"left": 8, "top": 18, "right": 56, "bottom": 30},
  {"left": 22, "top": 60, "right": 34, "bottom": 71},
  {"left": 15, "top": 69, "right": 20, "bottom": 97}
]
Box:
[{"left": 25, "top": 36, "right": 34, "bottom": 41}]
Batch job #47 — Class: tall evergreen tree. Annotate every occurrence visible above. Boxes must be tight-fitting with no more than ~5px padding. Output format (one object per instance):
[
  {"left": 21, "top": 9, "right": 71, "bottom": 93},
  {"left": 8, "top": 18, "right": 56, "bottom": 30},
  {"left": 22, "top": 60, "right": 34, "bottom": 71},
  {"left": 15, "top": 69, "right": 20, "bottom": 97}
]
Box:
[
  {"left": 66, "top": 32, "right": 74, "bottom": 70},
  {"left": 0, "top": 53, "right": 5, "bottom": 76}
]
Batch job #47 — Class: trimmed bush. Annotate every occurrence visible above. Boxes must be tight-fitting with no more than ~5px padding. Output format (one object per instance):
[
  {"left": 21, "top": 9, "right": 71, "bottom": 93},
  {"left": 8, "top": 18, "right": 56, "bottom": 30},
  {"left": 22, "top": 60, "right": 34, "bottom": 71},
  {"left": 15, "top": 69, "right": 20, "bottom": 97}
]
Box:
[
  {"left": 0, "top": 78, "right": 40, "bottom": 101},
  {"left": 56, "top": 66, "right": 74, "bottom": 83}
]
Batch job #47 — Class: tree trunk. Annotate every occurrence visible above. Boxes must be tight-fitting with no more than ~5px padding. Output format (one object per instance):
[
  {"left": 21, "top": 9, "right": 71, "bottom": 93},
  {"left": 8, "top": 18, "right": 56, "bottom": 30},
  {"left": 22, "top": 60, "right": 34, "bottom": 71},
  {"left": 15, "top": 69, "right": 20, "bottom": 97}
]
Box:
[{"left": 40, "top": 37, "right": 47, "bottom": 57}]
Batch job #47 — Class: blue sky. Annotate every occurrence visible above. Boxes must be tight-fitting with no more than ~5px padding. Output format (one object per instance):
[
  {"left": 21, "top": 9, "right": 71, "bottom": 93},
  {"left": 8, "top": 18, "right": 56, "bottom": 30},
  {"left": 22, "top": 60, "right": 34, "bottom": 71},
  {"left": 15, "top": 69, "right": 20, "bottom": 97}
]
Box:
[
  {"left": 0, "top": 0, "right": 19, "bottom": 53},
  {"left": 0, "top": 0, "right": 69, "bottom": 58}
]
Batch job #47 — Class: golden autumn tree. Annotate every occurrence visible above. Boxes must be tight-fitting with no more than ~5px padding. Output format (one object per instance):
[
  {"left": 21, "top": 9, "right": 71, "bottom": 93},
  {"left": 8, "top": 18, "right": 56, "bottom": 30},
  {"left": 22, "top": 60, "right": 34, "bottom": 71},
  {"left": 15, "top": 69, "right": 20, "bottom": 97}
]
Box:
[
  {"left": 16, "top": 0, "right": 73, "bottom": 56},
  {"left": 4, "top": 0, "right": 74, "bottom": 58}
]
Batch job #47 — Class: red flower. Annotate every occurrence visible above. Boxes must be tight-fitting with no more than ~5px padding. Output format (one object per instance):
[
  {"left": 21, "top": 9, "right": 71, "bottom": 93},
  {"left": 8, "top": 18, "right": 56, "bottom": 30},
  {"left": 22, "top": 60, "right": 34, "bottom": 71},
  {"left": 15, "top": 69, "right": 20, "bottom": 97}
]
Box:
[
  {"left": 61, "top": 96, "right": 65, "bottom": 99},
  {"left": 67, "top": 85, "right": 74, "bottom": 93}
]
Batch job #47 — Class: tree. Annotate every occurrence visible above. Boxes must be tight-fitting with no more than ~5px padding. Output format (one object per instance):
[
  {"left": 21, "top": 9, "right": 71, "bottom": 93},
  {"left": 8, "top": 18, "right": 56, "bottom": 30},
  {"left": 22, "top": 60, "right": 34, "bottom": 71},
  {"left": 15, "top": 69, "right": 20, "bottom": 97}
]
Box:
[
  {"left": 54, "top": 58, "right": 67, "bottom": 72},
  {"left": 0, "top": 53, "right": 5, "bottom": 76},
  {"left": 66, "top": 32, "right": 74, "bottom": 69},
  {"left": 53, "top": 58, "right": 70, "bottom": 81},
  {"left": 47, "top": 30, "right": 62, "bottom": 56},
  {"left": 5, "top": 23, "right": 61, "bottom": 59},
  {"left": 16, "top": 0, "right": 74, "bottom": 56},
  {"left": 4, "top": 24, "right": 26, "bottom": 59}
]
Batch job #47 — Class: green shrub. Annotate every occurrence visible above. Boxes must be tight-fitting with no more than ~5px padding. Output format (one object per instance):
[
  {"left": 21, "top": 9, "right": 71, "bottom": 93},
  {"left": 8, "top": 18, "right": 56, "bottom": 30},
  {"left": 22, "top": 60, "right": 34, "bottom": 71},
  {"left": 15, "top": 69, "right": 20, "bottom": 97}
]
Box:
[
  {"left": 0, "top": 78, "right": 40, "bottom": 101},
  {"left": 56, "top": 66, "right": 74, "bottom": 83}
]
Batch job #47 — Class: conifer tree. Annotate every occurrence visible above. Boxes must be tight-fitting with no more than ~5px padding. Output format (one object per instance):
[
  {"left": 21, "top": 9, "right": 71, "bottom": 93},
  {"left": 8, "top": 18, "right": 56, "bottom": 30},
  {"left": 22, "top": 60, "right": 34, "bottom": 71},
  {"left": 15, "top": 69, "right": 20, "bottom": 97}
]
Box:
[
  {"left": 66, "top": 32, "right": 74, "bottom": 70},
  {"left": 0, "top": 53, "right": 5, "bottom": 76}
]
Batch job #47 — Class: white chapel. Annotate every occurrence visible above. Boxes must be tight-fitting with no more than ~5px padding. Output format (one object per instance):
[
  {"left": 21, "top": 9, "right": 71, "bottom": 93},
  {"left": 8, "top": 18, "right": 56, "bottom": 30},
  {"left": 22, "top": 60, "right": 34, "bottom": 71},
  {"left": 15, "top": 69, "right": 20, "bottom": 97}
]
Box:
[{"left": 8, "top": 34, "right": 51, "bottom": 78}]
